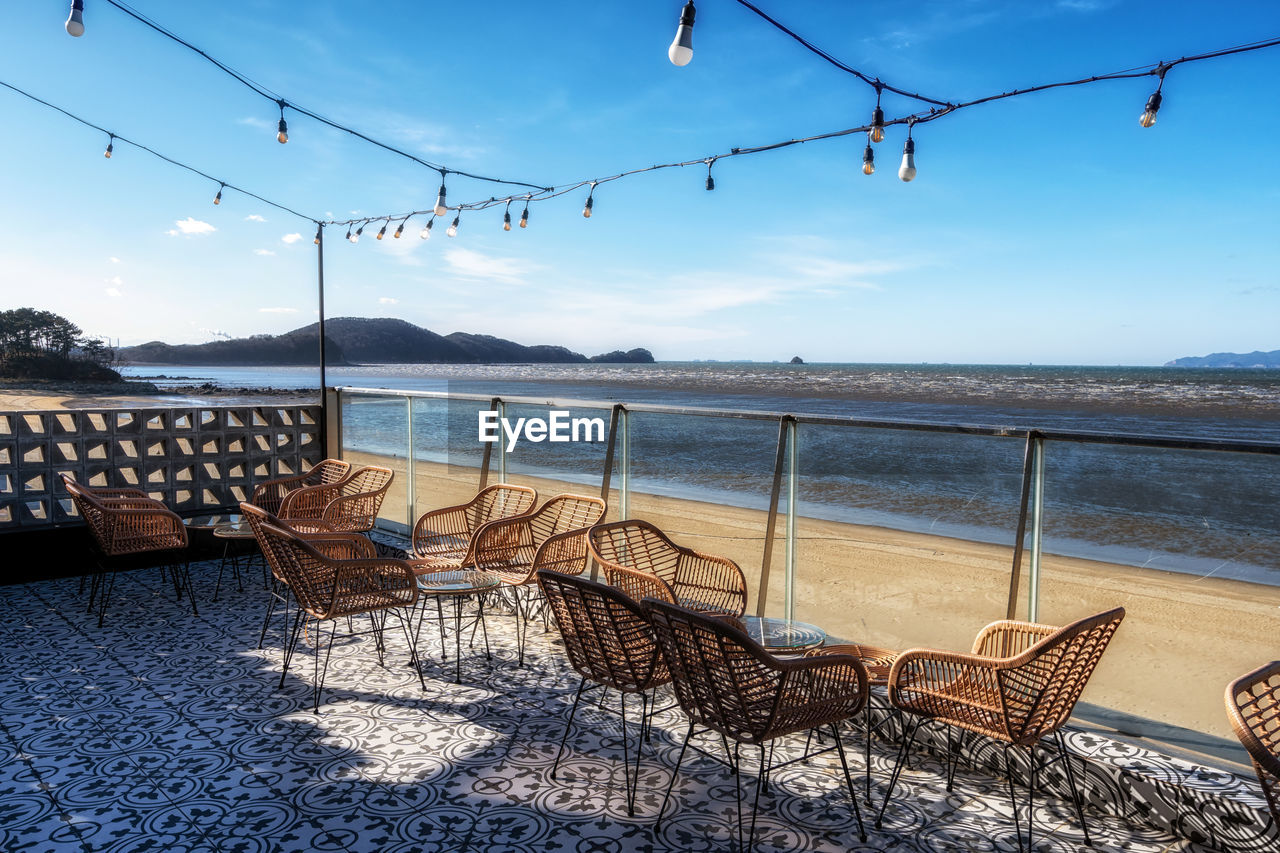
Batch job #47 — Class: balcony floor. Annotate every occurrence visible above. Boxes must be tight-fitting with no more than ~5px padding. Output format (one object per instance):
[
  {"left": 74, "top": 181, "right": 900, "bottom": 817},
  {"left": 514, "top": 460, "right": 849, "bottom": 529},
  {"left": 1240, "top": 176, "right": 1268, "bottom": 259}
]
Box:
[{"left": 0, "top": 562, "right": 1215, "bottom": 853}]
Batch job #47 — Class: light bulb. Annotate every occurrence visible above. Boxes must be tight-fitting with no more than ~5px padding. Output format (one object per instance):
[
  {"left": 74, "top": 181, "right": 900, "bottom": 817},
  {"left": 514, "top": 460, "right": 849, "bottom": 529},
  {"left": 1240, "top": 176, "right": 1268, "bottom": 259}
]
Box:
[
  {"left": 668, "top": 1, "right": 695, "bottom": 66},
  {"left": 344, "top": 226, "right": 352, "bottom": 242},
  {"left": 65, "top": 0, "right": 84, "bottom": 37},
  {"left": 213, "top": 185, "right": 223, "bottom": 205},
  {"left": 870, "top": 107, "right": 885, "bottom": 143},
  {"left": 1139, "top": 91, "right": 1162, "bottom": 128},
  {"left": 376, "top": 222, "right": 387, "bottom": 240},
  {"left": 446, "top": 215, "right": 459, "bottom": 237},
  {"left": 706, "top": 174, "right": 715, "bottom": 191},
  {"left": 350, "top": 224, "right": 363, "bottom": 244},
  {"left": 104, "top": 139, "right": 113, "bottom": 159},
  {"left": 276, "top": 117, "right": 288, "bottom": 144},
  {"left": 394, "top": 221, "right": 404, "bottom": 239},
  {"left": 420, "top": 219, "right": 433, "bottom": 239},
  {"left": 503, "top": 211, "right": 512, "bottom": 231},
  {"left": 898, "top": 137, "right": 916, "bottom": 182},
  {"left": 519, "top": 206, "right": 529, "bottom": 228},
  {"left": 314, "top": 227, "right": 322, "bottom": 245},
  {"left": 862, "top": 141, "right": 875, "bottom": 176},
  {"left": 434, "top": 184, "right": 448, "bottom": 217},
  {"left": 582, "top": 195, "right": 594, "bottom": 218}
]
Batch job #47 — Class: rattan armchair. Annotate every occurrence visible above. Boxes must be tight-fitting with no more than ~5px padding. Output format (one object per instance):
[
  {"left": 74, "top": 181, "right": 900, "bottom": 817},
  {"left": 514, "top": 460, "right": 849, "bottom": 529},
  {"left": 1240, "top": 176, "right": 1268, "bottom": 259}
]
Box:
[
  {"left": 61, "top": 474, "right": 194, "bottom": 626},
  {"left": 277, "top": 464, "right": 394, "bottom": 534},
  {"left": 251, "top": 458, "right": 352, "bottom": 515},
  {"left": 1226, "top": 662, "right": 1280, "bottom": 830},
  {"left": 471, "top": 494, "right": 607, "bottom": 665},
  {"left": 642, "top": 597, "right": 870, "bottom": 847},
  {"left": 537, "top": 570, "right": 669, "bottom": 815},
  {"left": 409, "top": 483, "right": 538, "bottom": 570},
  {"left": 875, "top": 607, "right": 1126, "bottom": 851},
  {"left": 589, "top": 520, "right": 747, "bottom": 617},
  {"left": 249, "top": 516, "right": 422, "bottom": 712}
]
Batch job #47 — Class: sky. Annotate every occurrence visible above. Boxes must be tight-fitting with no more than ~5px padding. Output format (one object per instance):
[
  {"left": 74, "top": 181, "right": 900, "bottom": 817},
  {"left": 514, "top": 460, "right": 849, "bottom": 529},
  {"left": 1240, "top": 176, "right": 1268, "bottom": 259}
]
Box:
[{"left": 0, "top": 0, "right": 1277, "bottom": 366}]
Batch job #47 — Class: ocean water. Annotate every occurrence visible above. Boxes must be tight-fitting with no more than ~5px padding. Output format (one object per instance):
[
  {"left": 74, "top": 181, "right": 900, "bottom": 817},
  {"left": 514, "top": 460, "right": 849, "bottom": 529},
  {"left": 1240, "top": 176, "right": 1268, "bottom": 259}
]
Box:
[{"left": 120, "top": 362, "right": 1280, "bottom": 583}]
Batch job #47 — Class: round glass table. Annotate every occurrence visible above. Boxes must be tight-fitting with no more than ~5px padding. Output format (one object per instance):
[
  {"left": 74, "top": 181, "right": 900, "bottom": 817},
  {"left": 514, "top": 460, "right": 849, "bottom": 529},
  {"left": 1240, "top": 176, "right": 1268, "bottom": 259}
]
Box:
[
  {"left": 182, "top": 512, "right": 242, "bottom": 531},
  {"left": 414, "top": 571, "right": 501, "bottom": 683},
  {"left": 738, "top": 616, "right": 826, "bottom": 651}
]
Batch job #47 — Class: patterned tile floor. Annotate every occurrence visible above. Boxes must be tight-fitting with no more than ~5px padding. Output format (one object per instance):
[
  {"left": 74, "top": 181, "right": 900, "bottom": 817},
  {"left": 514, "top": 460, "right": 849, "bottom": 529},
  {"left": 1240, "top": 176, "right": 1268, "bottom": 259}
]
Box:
[{"left": 0, "top": 562, "right": 1219, "bottom": 853}]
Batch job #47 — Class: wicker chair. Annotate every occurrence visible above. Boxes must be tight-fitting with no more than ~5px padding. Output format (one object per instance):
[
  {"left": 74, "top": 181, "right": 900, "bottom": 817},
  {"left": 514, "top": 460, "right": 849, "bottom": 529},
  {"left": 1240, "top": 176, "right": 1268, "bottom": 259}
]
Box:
[
  {"left": 1226, "top": 662, "right": 1280, "bottom": 830},
  {"left": 589, "top": 520, "right": 747, "bottom": 617},
  {"left": 875, "top": 607, "right": 1126, "bottom": 851},
  {"left": 409, "top": 483, "right": 538, "bottom": 570},
  {"left": 642, "top": 597, "right": 870, "bottom": 848},
  {"left": 537, "top": 570, "right": 670, "bottom": 815},
  {"left": 251, "top": 458, "right": 352, "bottom": 515},
  {"left": 277, "top": 464, "right": 394, "bottom": 534},
  {"left": 61, "top": 474, "right": 194, "bottom": 626},
  {"left": 249, "top": 516, "right": 422, "bottom": 712},
  {"left": 471, "top": 494, "right": 607, "bottom": 665}
]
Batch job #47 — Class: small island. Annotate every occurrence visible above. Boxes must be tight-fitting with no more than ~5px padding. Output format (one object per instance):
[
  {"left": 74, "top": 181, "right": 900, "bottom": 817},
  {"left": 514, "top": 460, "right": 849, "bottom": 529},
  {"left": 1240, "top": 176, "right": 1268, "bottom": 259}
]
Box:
[{"left": 790, "top": 356, "right": 804, "bottom": 364}]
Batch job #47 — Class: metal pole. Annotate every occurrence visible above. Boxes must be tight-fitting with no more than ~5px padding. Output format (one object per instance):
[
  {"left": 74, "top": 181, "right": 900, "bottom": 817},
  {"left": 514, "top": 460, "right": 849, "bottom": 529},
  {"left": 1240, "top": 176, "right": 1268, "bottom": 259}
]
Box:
[
  {"left": 497, "top": 400, "right": 508, "bottom": 484},
  {"left": 756, "top": 415, "right": 792, "bottom": 618},
  {"left": 620, "top": 409, "right": 631, "bottom": 521},
  {"left": 784, "top": 419, "right": 798, "bottom": 622},
  {"left": 315, "top": 225, "right": 328, "bottom": 454},
  {"left": 406, "top": 396, "right": 416, "bottom": 530},
  {"left": 1028, "top": 437, "right": 1045, "bottom": 622},
  {"left": 1005, "top": 432, "right": 1038, "bottom": 622},
  {"left": 479, "top": 397, "right": 500, "bottom": 490}
]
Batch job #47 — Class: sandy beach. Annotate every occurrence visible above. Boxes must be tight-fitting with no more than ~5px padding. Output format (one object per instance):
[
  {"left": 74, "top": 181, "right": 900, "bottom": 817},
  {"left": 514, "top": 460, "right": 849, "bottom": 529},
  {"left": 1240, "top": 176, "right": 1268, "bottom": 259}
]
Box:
[{"left": 346, "top": 448, "right": 1280, "bottom": 746}]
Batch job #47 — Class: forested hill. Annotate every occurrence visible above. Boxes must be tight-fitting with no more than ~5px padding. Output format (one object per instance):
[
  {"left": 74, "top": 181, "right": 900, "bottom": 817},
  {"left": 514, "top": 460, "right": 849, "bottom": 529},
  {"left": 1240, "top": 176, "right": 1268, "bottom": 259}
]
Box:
[
  {"left": 1165, "top": 349, "right": 1280, "bottom": 368},
  {"left": 118, "top": 317, "right": 654, "bottom": 365}
]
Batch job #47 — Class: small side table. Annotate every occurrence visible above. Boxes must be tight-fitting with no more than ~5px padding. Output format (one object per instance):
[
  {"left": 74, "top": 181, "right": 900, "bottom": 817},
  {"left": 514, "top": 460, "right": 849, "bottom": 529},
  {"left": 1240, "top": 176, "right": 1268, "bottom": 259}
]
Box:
[
  {"left": 212, "top": 520, "right": 263, "bottom": 601},
  {"left": 414, "top": 570, "right": 501, "bottom": 683},
  {"left": 738, "top": 616, "right": 827, "bottom": 652}
]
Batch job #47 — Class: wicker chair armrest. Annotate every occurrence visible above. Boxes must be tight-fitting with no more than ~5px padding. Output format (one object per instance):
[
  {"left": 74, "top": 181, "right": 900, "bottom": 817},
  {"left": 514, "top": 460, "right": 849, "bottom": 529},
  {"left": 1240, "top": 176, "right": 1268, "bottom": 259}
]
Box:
[
  {"left": 317, "top": 490, "right": 385, "bottom": 532},
  {"left": 100, "top": 497, "right": 168, "bottom": 510},
  {"left": 302, "top": 533, "right": 378, "bottom": 561},
  {"left": 279, "top": 482, "right": 341, "bottom": 519},
  {"left": 469, "top": 516, "right": 536, "bottom": 574},
  {"left": 530, "top": 528, "right": 593, "bottom": 578},
  {"left": 672, "top": 552, "right": 748, "bottom": 617},
  {"left": 972, "top": 620, "right": 1060, "bottom": 657},
  {"left": 412, "top": 505, "right": 476, "bottom": 556},
  {"left": 606, "top": 563, "right": 678, "bottom": 605},
  {"left": 103, "top": 505, "right": 189, "bottom": 550},
  {"left": 326, "top": 559, "right": 419, "bottom": 616},
  {"left": 1226, "top": 664, "right": 1280, "bottom": 786},
  {"left": 889, "top": 647, "right": 1011, "bottom": 737}
]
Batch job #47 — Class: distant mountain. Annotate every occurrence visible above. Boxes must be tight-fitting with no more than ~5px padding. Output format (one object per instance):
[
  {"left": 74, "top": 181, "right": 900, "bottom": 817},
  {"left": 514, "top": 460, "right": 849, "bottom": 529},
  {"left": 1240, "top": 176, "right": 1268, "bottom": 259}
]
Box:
[
  {"left": 118, "top": 317, "right": 653, "bottom": 365},
  {"left": 1165, "top": 349, "right": 1280, "bottom": 368}
]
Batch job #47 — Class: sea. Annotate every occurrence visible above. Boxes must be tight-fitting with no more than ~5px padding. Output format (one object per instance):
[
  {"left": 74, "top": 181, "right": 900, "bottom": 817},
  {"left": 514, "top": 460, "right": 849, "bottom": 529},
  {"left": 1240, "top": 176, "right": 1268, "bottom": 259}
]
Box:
[{"left": 118, "top": 362, "right": 1280, "bottom": 585}]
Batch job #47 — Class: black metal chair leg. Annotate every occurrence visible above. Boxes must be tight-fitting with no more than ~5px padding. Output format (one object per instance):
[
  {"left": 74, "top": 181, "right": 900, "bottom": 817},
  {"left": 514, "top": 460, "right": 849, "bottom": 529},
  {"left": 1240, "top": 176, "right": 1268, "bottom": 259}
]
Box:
[
  {"left": 1028, "top": 744, "right": 1038, "bottom": 853},
  {"left": 396, "top": 609, "right": 426, "bottom": 690},
  {"left": 745, "top": 743, "right": 768, "bottom": 853},
  {"left": 874, "top": 716, "right": 920, "bottom": 829},
  {"left": 619, "top": 691, "right": 637, "bottom": 817},
  {"left": 1055, "top": 730, "right": 1092, "bottom": 846},
  {"left": 313, "top": 618, "right": 338, "bottom": 713},
  {"left": 656, "top": 719, "right": 695, "bottom": 830},
  {"left": 1004, "top": 745, "right": 1023, "bottom": 852},
  {"left": 945, "top": 724, "right": 960, "bottom": 792},
  {"left": 552, "top": 677, "right": 589, "bottom": 781},
  {"left": 831, "top": 723, "right": 869, "bottom": 843},
  {"left": 279, "top": 608, "right": 305, "bottom": 687},
  {"left": 258, "top": 586, "right": 278, "bottom": 649}
]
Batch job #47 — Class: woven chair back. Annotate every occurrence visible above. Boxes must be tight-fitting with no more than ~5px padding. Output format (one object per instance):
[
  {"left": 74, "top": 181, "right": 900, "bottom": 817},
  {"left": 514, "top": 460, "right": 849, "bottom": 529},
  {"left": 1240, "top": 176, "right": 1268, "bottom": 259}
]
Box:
[
  {"left": 528, "top": 495, "right": 607, "bottom": 547},
  {"left": 589, "top": 521, "right": 683, "bottom": 583},
  {"left": 643, "top": 597, "right": 784, "bottom": 743},
  {"left": 467, "top": 484, "right": 538, "bottom": 532},
  {"left": 311, "top": 459, "right": 352, "bottom": 486},
  {"left": 537, "top": 570, "right": 668, "bottom": 693},
  {"left": 1002, "top": 607, "right": 1125, "bottom": 743},
  {"left": 241, "top": 503, "right": 289, "bottom": 583},
  {"left": 62, "top": 475, "right": 111, "bottom": 550},
  {"left": 251, "top": 520, "right": 340, "bottom": 618},
  {"left": 1226, "top": 661, "right": 1280, "bottom": 825}
]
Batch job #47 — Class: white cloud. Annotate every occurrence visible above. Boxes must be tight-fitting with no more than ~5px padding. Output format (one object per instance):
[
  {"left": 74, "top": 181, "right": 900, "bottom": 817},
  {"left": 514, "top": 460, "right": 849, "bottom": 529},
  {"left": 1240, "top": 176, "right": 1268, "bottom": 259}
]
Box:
[
  {"left": 378, "top": 297, "right": 399, "bottom": 305},
  {"left": 166, "top": 217, "right": 217, "bottom": 237},
  {"left": 105, "top": 287, "right": 122, "bottom": 298},
  {"left": 107, "top": 275, "right": 123, "bottom": 286},
  {"left": 443, "top": 248, "right": 540, "bottom": 285},
  {"left": 245, "top": 215, "right": 267, "bottom": 223},
  {"left": 281, "top": 233, "right": 304, "bottom": 244},
  {"left": 237, "top": 116, "right": 272, "bottom": 131},
  {"left": 254, "top": 249, "right": 276, "bottom": 256},
  {"left": 108, "top": 256, "right": 120, "bottom": 264},
  {"left": 258, "top": 307, "right": 298, "bottom": 314}
]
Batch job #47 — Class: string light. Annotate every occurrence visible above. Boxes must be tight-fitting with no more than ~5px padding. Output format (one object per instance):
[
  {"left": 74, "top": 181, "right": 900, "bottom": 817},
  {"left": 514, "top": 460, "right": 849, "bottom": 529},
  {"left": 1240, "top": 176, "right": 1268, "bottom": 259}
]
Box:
[
  {"left": 668, "top": 1, "right": 696, "bottom": 67},
  {"left": 276, "top": 100, "right": 288, "bottom": 144},
  {"left": 65, "top": 0, "right": 85, "bottom": 37},
  {"left": 393, "top": 218, "right": 406, "bottom": 238},
  {"left": 420, "top": 216, "right": 435, "bottom": 239},
  {"left": 344, "top": 225, "right": 352, "bottom": 241},
  {"left": 898, "top": 127, "right": 916, "bottom": 182},
  {"left": 870, "top": 86, "right": 885, "bottom": 143},
  {"left": 705, "top": 159, "right": 716, "bottom": 191},
  {"left": 314, "top": 224, "right": 322, "bottom": 245},
  {"left": 434, "top": 182, "right": 448, "bottom": 217},
  {"left": 862, "top": 136, "right": 875, "bottom": 175},
  {"left": 376, "top": 220, "right": 388, "bottom": 240},
  {"left": 447, "top": 213, "right": 460, "bottom": 237},
  {"left": 1140, "top": 67, "right": 1167, "bottom": 128},
  {"left": 582, "top": 184, "right": 595, "bottom": 218},
  {"left": 349, "top": 223, "right": 364, "bottom": 244},
  {"left": 519, "top": 198, "right": 530, "bottom": 228},
  {"left": 503, "top": 200, "right": 512, "bottom": 231},
  {"left": 213, "top": 183, "right": 224, "bottom": 204},
  {"left": 103, "top": 134, "right": 114, "bottom": 159}
]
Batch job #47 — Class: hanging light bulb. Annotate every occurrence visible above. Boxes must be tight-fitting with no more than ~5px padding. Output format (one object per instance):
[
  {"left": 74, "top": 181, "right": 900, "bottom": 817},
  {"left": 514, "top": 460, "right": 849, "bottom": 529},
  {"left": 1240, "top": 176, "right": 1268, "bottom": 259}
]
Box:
[
  {"left": 314, "top": 225, "right": 322, "bottom": 245},
  {"left": 862, "top": 137, "right": 875, "bottom": 176},
  {"left": 519, "top": 201, "right": 530, "bottom": 229},
  {"left": 668, "top": 1, "right": 696, "bottom": 66},
  {"left": 394, "top": 219, "right": 405, "bottom": 239},
  {"left": 447, "top": 214, "right": 460, "bottom": 237},
  {"left": 582, "top": 186, "right": 595, "bottom": 219},
  {"left": 213, "top": 184, "right": 224, "bottom": 205},
  {"left": 65, "top": 0, "right": 84, "bottom": 37},
  {"left": 898, "top": 136, "right": 916, "bottom": 182},
  {"left": 503, "top": 202, "right": 512, "bottom": 231},
  {"left": 276, "top": 100, "right": 289, "bottom": 144},
  {"left": 705, "top": 159, "right": 715, "bottom": 191},
  {"left": 434, "top": 182, "right": 448, "bottom": 217},
  {"left": 1139, "top": 90, "right": 1162, "bottom": 128},
  {"left": 103, "top": 134, "right": 114, "bottom": 159},
  {"left": 420, "top": 217, "right": 434, "bottom": 240},
  {"left": 376, "top": 221, "right": 387, "bottom": 240},
  {"left": 350, "top": 223, "right": 364, "bottom": 244},
  {"left": 870, "top": 107, "right": 885, "bottom": 144},
  {"left": 344, "top": 225, "right": 353, "bottom": 242}
]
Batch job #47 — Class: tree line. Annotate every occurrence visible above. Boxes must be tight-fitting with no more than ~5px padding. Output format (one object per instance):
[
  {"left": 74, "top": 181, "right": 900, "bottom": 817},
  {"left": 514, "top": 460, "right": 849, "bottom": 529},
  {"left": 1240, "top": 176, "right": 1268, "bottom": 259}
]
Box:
[{"left": 0, "top": 308, "right": 118, "bottom": 379}]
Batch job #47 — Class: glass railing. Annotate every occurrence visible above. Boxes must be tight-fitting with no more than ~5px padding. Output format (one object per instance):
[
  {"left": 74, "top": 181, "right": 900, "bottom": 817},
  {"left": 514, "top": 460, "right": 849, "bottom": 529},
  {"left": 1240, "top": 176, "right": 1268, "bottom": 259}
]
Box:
[{"left": 332, "top": 386, "right": 1280, "bottom": 756}]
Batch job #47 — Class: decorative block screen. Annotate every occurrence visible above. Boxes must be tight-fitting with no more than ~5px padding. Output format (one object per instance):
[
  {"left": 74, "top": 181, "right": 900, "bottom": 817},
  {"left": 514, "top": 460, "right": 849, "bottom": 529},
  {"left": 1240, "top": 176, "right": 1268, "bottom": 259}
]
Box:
[{"left": 0, "top": 405, "right": 322, "bottom": 530}]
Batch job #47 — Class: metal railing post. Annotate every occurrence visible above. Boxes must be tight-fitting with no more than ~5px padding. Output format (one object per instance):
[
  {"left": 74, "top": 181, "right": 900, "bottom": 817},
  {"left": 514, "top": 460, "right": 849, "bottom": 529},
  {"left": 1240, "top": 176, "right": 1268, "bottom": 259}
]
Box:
[
  {"left": 497, "top": 400, "right": 507, "bottom": 483},
  {"left": 405, "top": 396, "right": 416, "bottom": 529},
  {"left": 620, "top": 409, "right": 631, "bottom": 521},
  {"left": 784, "top": 419, "right": 798, "bottom": 622},
  {"left": 1028, "top": 436, "right": 1046, "bottom": 622}
]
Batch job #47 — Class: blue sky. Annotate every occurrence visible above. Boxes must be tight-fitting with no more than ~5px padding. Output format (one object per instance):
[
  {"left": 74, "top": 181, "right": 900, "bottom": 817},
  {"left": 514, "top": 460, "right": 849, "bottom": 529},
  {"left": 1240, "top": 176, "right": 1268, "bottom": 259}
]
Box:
[{"left": 0, "top": 1, "right": 1277, "bottom": 365}]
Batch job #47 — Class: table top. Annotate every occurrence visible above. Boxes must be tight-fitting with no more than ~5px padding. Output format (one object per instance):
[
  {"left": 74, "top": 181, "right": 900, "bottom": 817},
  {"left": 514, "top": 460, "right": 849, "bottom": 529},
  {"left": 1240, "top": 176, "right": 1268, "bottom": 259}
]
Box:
[
  {"left": 183, "top": 513, "right": 242, "bottom": 530},
  {"left": 416, "top": 570, "right": 501, "bottom": 595},
  {"left": 805, "top": 642, "right": 900, "bottom": 686},
  {"left": 739, "top": 616, "right": 827, "bottom": 651},
  {"left": 213, "top": 521, "right": 254, "bottom": 538}
]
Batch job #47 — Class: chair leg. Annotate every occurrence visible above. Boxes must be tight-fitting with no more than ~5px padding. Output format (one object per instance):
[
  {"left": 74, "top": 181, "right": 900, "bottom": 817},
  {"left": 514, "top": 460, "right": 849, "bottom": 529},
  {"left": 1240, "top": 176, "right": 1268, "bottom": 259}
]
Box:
[
  {"left": 1004, "top": 745, "right": 1023, "bottom": 852},
  {"left": 656, "top": 719, "right": 696, "bottom": 830},
  {"left": 97, "top": 570, "right": 116, "bottom": 628},
  {"left": 619, "top": 691, "right": 637, "bottom": 817},
  {"left": 181, "top": 560, "right": 198, "bottom": 617},
  {"left": 280, "top": 608, "right": 305, "bottom": 687},
  {"left": 396, "top": 608, "right": 426, "bottom": 690},
  {"left": 945, "top": 724, "right": 960, "bottom": 792},
  {"left": 1055, "top": 729, "right": 1092, "bottom": 847},
  {"left": 744, "top": 743, "right": 769, "bottom": 853},
  {"left": 258, "top": 582, "right": 279, "bottom": 649},
  {"left": 313, "top": 618, "right": 338, "bottom": 713},
  {"left": 874, "top": 716, "right": 921, "bottom": 829},
  {"left": 1028, "top": 743, "right": 1038, "bottom": 853},
  {"left": 552, "top": 677, "right": 589, "bottom": 781},
  {"left": 831, "top": 723, "right": 869, "bottom": 843}
]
